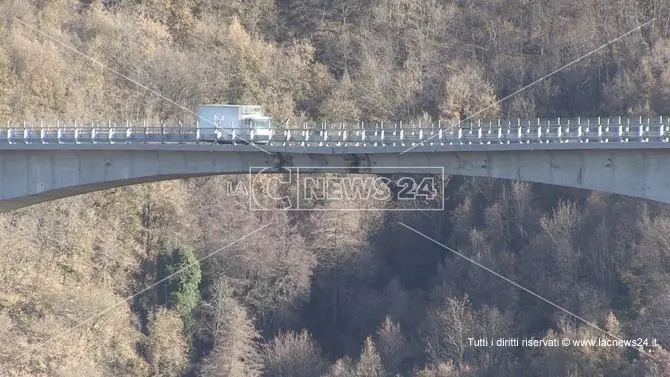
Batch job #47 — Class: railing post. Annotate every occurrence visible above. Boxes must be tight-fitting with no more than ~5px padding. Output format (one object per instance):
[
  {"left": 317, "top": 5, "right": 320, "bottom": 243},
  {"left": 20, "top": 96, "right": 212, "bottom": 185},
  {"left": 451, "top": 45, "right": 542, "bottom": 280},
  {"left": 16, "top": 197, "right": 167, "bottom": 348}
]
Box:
[
  {"left": 126, "top": 120, "right": 131, "bottom": 143},
  {"left": 578, "top": 124, "right": 582, "bottom": 141},
  {"left": 659, "top": 118, "right": 664, "bottom": 142},
  {"left": 505, "top": 120, "right": 511, "bottom": 144},
  {"left": 547, "top": 119, "right": 553, "bottom": 143},
  {"left": 660, "top": 115, "right": 667, "bottom": 142},
  {"left": 477, "top": 127, "right": 482, "bottom": 144},
  {"left": 457, "top": 128, "right": 462, "bottom": 144},
  {"left": 525, "top": 120, "right": 531, "bottom": 144}
]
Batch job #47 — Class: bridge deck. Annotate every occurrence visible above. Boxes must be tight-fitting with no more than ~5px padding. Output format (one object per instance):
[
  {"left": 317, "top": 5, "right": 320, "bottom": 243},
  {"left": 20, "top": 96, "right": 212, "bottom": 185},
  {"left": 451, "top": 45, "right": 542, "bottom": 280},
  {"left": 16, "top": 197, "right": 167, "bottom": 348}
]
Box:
[{"left": 2, "top": 116, "right": 670, "bottom": 211}]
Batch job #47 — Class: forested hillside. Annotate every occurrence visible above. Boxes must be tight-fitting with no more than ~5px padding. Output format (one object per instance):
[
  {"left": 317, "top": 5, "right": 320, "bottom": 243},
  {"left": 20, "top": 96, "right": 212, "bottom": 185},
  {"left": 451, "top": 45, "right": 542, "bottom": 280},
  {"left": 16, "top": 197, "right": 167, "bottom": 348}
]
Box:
[{"left": 1, "top": 0, "right": 670, "bottom": 376}]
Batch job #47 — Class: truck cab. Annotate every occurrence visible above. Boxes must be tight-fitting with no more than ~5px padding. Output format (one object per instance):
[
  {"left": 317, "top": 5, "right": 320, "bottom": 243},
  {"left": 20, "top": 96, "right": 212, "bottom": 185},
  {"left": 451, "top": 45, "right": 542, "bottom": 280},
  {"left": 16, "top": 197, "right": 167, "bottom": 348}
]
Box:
[{"left": 243, "top": 115, "right": 271, "bottom": 141}]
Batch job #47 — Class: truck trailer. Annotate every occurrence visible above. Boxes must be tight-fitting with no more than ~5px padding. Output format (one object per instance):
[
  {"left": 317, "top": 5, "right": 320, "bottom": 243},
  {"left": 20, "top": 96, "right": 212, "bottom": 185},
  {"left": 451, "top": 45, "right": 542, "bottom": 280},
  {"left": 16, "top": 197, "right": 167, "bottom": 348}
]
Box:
[{"left": 197, "top": 104, "right": 271, "bottom": 144}]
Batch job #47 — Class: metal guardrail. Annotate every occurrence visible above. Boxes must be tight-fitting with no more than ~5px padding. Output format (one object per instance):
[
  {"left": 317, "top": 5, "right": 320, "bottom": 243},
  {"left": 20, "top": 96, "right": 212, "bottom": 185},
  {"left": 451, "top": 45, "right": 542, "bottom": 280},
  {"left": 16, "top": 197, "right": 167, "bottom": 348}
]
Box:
[{"left": 1, "top": 117, "right": 669, "bottom": 146}]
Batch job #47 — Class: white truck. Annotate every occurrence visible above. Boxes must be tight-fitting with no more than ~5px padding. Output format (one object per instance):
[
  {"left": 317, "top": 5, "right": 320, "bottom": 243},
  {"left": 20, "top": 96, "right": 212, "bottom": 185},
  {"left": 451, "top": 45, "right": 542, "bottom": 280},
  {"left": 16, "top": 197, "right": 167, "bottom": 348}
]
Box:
[{"left": 197, "top": 104, "right": 272, "bottom": 144}]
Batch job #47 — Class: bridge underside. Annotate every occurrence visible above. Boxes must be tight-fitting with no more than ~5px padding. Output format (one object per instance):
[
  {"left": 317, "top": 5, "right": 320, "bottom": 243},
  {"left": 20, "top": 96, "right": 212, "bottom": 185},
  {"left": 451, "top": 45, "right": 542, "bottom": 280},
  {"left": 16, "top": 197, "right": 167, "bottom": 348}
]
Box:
[{"left": 1, "top": 145, "right": 669, "bottom": 212}]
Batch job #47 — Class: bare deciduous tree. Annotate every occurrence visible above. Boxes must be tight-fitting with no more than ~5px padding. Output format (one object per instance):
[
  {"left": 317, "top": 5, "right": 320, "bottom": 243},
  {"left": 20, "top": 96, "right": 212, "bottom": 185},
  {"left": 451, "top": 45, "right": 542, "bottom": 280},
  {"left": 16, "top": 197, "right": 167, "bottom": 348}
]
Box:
[
  {"left": 262, "top": 329, "right": 327, "bottom": 377},
  {"left": 198, "top": 281, "right": 263, "bottom": 377},
  {"left": 356, "top": 336, "right": 384, "bottom": 377},
  {"left": 146, "top": 308, "right": 189, "bottom": 377}
]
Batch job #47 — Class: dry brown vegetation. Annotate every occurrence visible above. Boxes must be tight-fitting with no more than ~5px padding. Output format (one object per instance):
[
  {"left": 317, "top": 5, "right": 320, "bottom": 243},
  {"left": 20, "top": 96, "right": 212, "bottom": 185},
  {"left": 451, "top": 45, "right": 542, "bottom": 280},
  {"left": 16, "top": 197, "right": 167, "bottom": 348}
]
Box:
[{"left": 1, "top": 0, "right": 670, "bottom": 376}]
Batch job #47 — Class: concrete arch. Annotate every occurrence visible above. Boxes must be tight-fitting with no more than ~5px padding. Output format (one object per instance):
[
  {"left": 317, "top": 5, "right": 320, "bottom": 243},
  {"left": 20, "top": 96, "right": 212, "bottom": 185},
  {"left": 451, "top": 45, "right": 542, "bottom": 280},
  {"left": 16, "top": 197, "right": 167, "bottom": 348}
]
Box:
[{"left": 1, "top": 144, "right": 669, "bottom": 212}]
